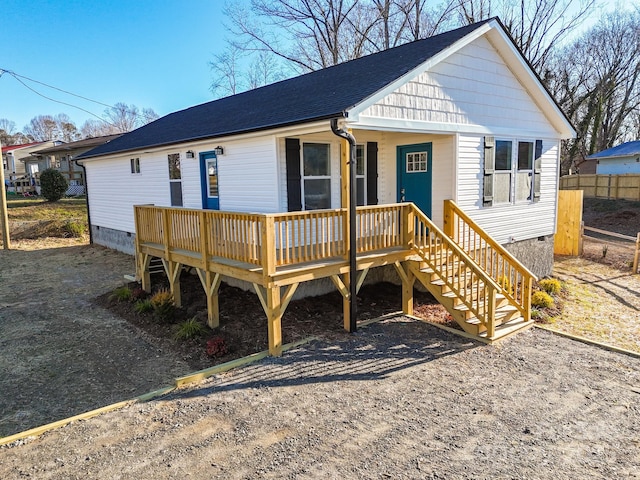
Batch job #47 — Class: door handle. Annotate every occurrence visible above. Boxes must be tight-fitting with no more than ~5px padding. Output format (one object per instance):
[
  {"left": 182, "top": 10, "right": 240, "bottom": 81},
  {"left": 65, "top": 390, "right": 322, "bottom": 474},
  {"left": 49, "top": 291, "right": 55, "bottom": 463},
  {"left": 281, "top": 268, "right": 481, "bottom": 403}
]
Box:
[{"left": 400, "top": 188, "right": 405, "bottom": 202}]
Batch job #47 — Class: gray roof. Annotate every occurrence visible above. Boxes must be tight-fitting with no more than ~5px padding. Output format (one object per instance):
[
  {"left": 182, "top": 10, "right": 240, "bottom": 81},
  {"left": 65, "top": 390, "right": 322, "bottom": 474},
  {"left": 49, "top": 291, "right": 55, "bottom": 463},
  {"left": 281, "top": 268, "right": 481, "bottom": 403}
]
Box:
[
  {"left": 587, "top": 141, "right": 640, "bottom": 160},
  {"left": 32, "top": 134, "right": 122, "bottom": 155}
]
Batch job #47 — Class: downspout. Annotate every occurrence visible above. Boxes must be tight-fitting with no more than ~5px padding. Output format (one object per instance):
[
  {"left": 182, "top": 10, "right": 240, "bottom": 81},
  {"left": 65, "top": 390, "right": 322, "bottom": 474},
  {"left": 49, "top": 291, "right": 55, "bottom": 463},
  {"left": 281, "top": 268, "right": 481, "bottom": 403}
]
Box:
[
  {"left": 74, "top": 158, "right": 93, "bottom": 245},
  {"left": 330, "top": 118, "right": 357, "bottom": 333}
]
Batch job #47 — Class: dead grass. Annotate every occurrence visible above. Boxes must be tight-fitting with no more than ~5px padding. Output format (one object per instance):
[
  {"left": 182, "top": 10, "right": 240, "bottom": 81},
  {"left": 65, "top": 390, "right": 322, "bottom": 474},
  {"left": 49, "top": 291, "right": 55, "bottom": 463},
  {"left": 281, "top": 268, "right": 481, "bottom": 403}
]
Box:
[
  {"left": 552, "top": 255, "right": 640, "bottom": 354},
  {"left": 2, "top": 196, "right": 88, "bottom": 240}
]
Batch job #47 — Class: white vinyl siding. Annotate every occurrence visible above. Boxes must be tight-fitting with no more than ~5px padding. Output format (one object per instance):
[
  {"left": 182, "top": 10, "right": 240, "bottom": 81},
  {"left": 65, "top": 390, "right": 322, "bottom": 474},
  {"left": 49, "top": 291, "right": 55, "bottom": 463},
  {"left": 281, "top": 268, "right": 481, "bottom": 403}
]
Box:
[
  {"left": 457, "top": 134, "right": 559, "bottom": 244},
  {"left": 358, "top": 36, "right": 555, "bottom": 137},
  {"left": 85, "top": 136, "right": 281, "bottom": 234}
]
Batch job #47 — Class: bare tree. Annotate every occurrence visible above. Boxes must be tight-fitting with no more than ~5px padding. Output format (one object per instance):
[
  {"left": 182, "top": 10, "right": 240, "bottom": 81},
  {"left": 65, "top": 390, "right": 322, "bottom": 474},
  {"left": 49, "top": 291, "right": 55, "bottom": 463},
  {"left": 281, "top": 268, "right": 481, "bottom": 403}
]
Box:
[
  {"left": 105, "top": 103, "right": 140, "bottom": 133},
  {"left": 453, "top": 0, "right": 596, "bottom": 71},
  {"left": 80, "top": 119, "right": 120, "bottom": 138},
  {"left": 141, "top": 108, "right": 159, "bottom": 124},
  {"left": 24, "top": 115, "right": 59, "bottom": 141},
  {"left": 55, "top": 114, "right": 81, "bottom": 142},
  {"left": 210, "top": 44, "right": 245, "bottom": 97},
  {"left": 547, "top": 11, "right": 640, "bottom": 173}
]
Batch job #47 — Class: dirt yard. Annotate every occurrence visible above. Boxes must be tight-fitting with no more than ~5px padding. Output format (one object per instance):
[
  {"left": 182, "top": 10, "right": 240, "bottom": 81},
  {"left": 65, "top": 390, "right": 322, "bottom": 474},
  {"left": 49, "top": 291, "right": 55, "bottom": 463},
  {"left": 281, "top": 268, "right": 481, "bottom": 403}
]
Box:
[{"left": 0, "top": 197, "right": 639, "bottom": 478}]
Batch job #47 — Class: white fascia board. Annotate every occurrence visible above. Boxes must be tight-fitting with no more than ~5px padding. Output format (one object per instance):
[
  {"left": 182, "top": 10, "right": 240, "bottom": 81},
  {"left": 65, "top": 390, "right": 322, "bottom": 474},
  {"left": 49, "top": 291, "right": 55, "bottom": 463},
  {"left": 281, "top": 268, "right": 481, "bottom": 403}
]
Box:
[
  {"left": 347, "top": 23, "right": 493, "bottom": 121},
  {"left": 349, "top": 115, "right": 560, "bottom": 139},
  {"left": 484, "top": 26, "right": 576, "bottom": 139},
  {"left": 78, "top": 121, "right": 332, "bottom": 162}
]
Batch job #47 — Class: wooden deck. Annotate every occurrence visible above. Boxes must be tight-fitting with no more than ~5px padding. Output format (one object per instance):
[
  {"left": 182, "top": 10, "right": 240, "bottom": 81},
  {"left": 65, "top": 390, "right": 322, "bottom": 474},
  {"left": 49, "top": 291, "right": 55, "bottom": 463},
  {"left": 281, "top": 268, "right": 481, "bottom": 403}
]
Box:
[{"left": 134, "top": 202, "right": 537, "bottom": 355}]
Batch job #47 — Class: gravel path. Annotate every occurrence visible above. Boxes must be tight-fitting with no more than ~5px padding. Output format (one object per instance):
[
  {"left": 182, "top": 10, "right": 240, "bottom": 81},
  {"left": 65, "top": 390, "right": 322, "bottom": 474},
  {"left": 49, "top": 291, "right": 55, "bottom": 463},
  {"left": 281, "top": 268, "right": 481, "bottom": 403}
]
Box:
[
  {"left": 0, "top": 242, "right": 193, "bottom": 437},
  {"left": 1, "top": 320, "right": 638, "bottom": 479}
]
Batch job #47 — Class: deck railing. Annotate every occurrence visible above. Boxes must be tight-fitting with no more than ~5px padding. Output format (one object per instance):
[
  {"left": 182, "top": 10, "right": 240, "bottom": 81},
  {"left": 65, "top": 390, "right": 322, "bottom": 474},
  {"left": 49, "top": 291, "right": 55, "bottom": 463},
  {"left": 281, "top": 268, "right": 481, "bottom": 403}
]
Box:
[
  {"left": 410, "top": 204, "right": 500, "bottom": 335},
  {"left": 443, "top": 199, "right": 536, "bottom": 320}
]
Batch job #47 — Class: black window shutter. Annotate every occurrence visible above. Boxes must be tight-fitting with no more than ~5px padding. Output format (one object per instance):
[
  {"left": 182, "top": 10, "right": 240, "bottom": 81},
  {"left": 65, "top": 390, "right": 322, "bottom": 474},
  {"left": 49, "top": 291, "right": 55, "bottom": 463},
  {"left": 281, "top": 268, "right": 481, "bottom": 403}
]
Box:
[
  {"left": 285, "top": 138, "right": 302, "bottom": 211},
  {"left": 483, "top": 136, "right": 495, "bottom": 207},
  {"left": 366, "top": 142, "right": 378, "bottom": 205},
  {"left": 533, "top": 139, "right": 543, "bottom": 203}
]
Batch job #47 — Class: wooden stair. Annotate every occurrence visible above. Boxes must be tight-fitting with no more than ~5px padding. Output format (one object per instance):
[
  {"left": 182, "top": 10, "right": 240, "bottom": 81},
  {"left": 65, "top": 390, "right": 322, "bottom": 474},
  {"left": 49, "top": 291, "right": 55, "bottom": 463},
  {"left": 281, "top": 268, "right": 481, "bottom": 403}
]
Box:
[{"left": 408, "top": 248, "right": 533, "bottom": 342}]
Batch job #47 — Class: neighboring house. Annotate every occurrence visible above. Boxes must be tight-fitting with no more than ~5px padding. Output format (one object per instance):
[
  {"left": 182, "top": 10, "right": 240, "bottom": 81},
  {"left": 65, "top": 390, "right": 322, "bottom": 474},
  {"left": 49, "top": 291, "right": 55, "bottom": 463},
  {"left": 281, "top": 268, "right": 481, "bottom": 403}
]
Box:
[
  {"left": 2, "top": 142, "right": 45, "bottom": 178},
  {"left": 29, "top": 134, "right": 122, "bottom": 195},
  {"left": 2, "top": 141, "right": 60, "bottom": 194},
  {"left": 587, "top": 140, "right": 640, "bottom": 175},
  {"left": 77, "top": 17, "right": 576, "bottom": 347}
]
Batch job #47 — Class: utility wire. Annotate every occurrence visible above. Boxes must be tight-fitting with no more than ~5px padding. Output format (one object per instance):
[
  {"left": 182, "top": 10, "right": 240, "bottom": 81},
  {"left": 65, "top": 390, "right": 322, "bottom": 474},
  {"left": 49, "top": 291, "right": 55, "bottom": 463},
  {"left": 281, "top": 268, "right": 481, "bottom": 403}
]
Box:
[{"left": 0, "top": 68, "right": 156, "bottom": 126}]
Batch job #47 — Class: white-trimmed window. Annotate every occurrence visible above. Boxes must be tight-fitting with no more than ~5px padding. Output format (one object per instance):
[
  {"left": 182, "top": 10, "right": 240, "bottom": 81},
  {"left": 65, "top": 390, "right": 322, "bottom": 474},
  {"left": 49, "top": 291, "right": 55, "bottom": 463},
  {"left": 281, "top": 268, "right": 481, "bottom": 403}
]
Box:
[
  {"left": 302, "top": 143, "right": 331, "bottom": 210},
  {"left": 167, "top": 153, "right": 183, "bottom": 206},
  {"left": 130, "top": 157, "right": 140, "bottom": 174},
  {"left": 486, "top": 138, "right": 536, "bottom": 206}
]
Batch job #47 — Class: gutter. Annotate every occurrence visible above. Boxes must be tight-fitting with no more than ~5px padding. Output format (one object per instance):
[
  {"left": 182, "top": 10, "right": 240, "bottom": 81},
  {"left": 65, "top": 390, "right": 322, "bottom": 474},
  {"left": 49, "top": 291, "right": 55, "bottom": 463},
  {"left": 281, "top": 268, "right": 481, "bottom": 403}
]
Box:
[
  {"left": 74, "top": 158, "right": 93, "bottom": 244},
  {"left": 330, "top": 118, "right": 357, "bottom": 332}
]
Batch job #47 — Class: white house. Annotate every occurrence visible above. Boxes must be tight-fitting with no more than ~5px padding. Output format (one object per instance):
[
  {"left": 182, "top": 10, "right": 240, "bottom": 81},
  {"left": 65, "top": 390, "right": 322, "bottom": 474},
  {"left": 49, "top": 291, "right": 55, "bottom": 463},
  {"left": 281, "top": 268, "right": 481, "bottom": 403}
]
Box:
[
  {"left": 78, "top": 17, "right": 574, "bottom": 279},
  {"left": 587, "top": 140, "right": 640, "bottom": 175}
]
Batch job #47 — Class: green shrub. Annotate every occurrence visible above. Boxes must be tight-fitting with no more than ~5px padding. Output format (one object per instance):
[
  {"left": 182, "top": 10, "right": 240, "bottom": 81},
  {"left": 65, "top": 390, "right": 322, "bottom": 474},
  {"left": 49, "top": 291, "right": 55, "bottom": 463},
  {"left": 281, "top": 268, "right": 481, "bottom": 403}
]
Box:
[
  {"left": 40, "top": 168, "right": 68, "bottom": 202},
  {"left": 63, "top": 220, "right": 86, "bottom": 237},
  {"left": 532, "top": 291, "right": 554, "bottom": 309},
  {"left": 150, "top": 289, "right": 175, "bottom": 323},
  {"left": 173, "top": 317, "right": 207, "bottom": 341},
  {"left": 539, "top": 278, "right": 561, "bottom": 296},
  {"left": 110, "top": 286, "right": 132, "bottom": 302},
  {"left": 134, "top": 299, "right": 153, "bottom": 314}
]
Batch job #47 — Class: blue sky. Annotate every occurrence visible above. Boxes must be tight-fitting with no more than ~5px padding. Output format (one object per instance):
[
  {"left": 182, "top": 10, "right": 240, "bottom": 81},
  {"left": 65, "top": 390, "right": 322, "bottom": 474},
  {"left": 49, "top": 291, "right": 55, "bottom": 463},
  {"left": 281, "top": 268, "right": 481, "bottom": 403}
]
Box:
[{"left": 1, "top": 0, "right": 234, "bottom": 131}]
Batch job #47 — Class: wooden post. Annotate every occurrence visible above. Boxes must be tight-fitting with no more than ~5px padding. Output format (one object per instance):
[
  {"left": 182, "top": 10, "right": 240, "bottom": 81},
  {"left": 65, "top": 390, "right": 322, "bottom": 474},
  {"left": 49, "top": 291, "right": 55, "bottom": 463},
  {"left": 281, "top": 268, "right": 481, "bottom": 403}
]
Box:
[
  {"left": 342, "top": 272, "right": 351, "bottom": 331},
  {"left": 0, "top": 140, "right": 11, "bottom": 250},
  {"left": 198, "top": 270, "right": 221, "bottom": 328},
  {"left": 443, "top": 200, "right": 454, "bottom": 240},
  {"left": 394, "top": 261, "right": 415, "bottom": 316},
  {"left": 261, "top": 215, "right": 276, "bottom": 283},
  {"left": 266, "top": 286, "right": 283, "bottom": 356},
  {"left": 634, "top": 233, "right": 640, "bottom": 274}
]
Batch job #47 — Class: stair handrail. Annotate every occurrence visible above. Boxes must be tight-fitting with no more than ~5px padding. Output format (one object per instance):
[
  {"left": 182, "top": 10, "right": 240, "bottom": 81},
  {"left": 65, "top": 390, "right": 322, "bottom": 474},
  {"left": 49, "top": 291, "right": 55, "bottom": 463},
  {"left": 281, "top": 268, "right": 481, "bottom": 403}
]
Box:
[
  {"left": 407, "top": 203, "right": 501, "bottom": 336},
  {"left": 443, "top": 200, "right": 537, "bottom": 320}
]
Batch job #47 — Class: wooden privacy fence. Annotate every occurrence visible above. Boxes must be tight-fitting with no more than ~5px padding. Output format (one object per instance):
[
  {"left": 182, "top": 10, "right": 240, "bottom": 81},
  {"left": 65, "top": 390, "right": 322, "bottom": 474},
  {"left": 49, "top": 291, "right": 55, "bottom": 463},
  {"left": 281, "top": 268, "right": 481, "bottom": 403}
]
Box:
[
  {"left": 560, "top": 174, "right": 640, "bottom": 201},
  {"left": 555, "top": 190, "right": 584, "bottom": 256}
]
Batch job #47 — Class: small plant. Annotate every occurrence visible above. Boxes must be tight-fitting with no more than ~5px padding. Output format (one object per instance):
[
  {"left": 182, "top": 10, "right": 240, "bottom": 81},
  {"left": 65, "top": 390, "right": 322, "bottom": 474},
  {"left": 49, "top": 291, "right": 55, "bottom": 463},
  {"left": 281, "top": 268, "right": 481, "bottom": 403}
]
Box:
[
  {"left": 39, "top": 168, "right": 68, "bottom": 202},
  {"left": 602, "top": 245, "right": 608, "bottom": 258},
  {"left": 131, "top": 287, "right": 148, "bottom": 301},
  {"left": 134, "top": 299, "right": 153, "bottom": 314},
  {"left": 206, "top": 336, "right": 229, "bottom": 357},
  {"left": 150, "top": 289, "right": 175, "bottom": 323},
  {"left": 497, "top": 275, "right": 513, "bottom": 294},
  {"left": 531, "top": 308, "right": 541, "bottom": 319},
  {"left": 173, "top": 318, "right": 207, "bottom": 341},
  {"left": 110, "top": 286, "right": 132, "bottom": 302},
  {"left": 532, "top": 291, "right": 554, "bottom": 309},
  {"left": 63, "top": 220, "right": 86, "bottom": 237},
  {"left": 538, "top": 278, "right": 562, "bottom": 296}
]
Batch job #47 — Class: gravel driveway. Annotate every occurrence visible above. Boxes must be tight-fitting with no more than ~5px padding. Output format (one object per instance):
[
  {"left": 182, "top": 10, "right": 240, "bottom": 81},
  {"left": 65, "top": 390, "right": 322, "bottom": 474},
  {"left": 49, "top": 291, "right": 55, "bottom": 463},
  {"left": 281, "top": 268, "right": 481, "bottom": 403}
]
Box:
[
  {"left": 0, "top": 242, "right": 193, "bottom": 437},
  {"left": 1, "top": 318, "right": 639, "bottom": 479}
]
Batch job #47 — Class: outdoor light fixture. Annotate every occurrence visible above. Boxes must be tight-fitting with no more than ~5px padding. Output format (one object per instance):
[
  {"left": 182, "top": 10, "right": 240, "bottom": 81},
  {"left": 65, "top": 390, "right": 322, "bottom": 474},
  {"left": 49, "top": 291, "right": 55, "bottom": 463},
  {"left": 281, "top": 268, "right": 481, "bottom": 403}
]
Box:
[
  {"left": 186, "top": 150, "right": 195, "bottom": 159},
  {"left": 214, "top": 146, "right": 224, "bottom": 155}
]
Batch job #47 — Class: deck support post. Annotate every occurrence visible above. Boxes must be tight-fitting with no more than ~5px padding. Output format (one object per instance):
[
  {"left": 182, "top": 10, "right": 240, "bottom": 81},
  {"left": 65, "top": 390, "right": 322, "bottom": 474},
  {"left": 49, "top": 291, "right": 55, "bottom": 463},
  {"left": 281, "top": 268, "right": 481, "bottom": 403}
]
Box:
[
  {"left": 394, "top": 261, "right": 415, "bottom": 315},
  {"left": 330, "top": 273, "right": 354, "bottom": 332},
  {"left": 253, "top": 283, "right": 299, "bottom": 357},
  {"left": 138, "top": 252, "right": 152, "bottom": 293},
  {"left": 197, "top": 269, "right": 221, "bottom": 328},
  {"left": 162, "top": 260, "right": 182, "bottom": 307}
]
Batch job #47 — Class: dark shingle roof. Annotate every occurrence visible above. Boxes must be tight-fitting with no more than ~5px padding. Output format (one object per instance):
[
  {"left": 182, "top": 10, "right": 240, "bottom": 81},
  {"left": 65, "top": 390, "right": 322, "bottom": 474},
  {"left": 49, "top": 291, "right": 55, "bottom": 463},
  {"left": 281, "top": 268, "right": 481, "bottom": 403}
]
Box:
[
  {"left": 79, "top": 20, "right": 492, "bottom": 159},
  {"left": 32, "top": 134, "right": 122, "bottom": 154},
  {"left": 587, "top": 140, "right": 640, "bottom": 160}
]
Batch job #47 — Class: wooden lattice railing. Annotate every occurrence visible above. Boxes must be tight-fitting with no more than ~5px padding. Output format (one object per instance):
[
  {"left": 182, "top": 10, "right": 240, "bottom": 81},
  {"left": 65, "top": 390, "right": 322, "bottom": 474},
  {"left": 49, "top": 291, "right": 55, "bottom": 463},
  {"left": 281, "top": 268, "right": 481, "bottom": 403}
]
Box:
[{"left": 443, "top": 200, "right": 536, "bottom": 320}]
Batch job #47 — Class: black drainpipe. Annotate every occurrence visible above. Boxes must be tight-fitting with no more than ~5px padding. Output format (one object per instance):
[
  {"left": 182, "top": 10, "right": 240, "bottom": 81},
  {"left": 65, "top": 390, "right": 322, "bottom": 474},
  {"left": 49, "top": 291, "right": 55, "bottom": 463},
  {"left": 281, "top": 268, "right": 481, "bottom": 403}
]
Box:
[
  {"left": 330, "top": 118, "right": 357, "bottom": 332},
  {"left": 74, "top": 158, "right": 93, "bottom": 245}
]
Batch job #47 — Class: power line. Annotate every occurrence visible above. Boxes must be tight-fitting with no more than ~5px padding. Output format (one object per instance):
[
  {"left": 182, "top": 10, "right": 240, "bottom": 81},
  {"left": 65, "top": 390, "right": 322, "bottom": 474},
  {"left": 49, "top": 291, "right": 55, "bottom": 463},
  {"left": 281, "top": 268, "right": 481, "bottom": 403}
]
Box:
[{"left": 0, "top": 68, "right": 157, "bottom": 126}]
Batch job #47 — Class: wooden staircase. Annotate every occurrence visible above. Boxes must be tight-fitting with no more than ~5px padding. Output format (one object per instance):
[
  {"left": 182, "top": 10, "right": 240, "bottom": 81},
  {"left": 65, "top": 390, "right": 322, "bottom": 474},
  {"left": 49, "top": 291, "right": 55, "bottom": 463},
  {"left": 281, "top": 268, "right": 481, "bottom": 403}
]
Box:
[{"left": 404, "top": 202, "right": 537, "bottom": 342}]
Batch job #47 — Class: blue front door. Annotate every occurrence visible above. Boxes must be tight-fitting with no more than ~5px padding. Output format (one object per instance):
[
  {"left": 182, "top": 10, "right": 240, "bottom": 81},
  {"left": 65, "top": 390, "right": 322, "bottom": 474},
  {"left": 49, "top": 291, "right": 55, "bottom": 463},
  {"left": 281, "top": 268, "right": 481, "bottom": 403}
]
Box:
[
  {"left": 397, "top": 143, "right": 432, "bottom": 217},
  {"left": 200, "top": 151, "right": 219, "bottom": 209}
]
